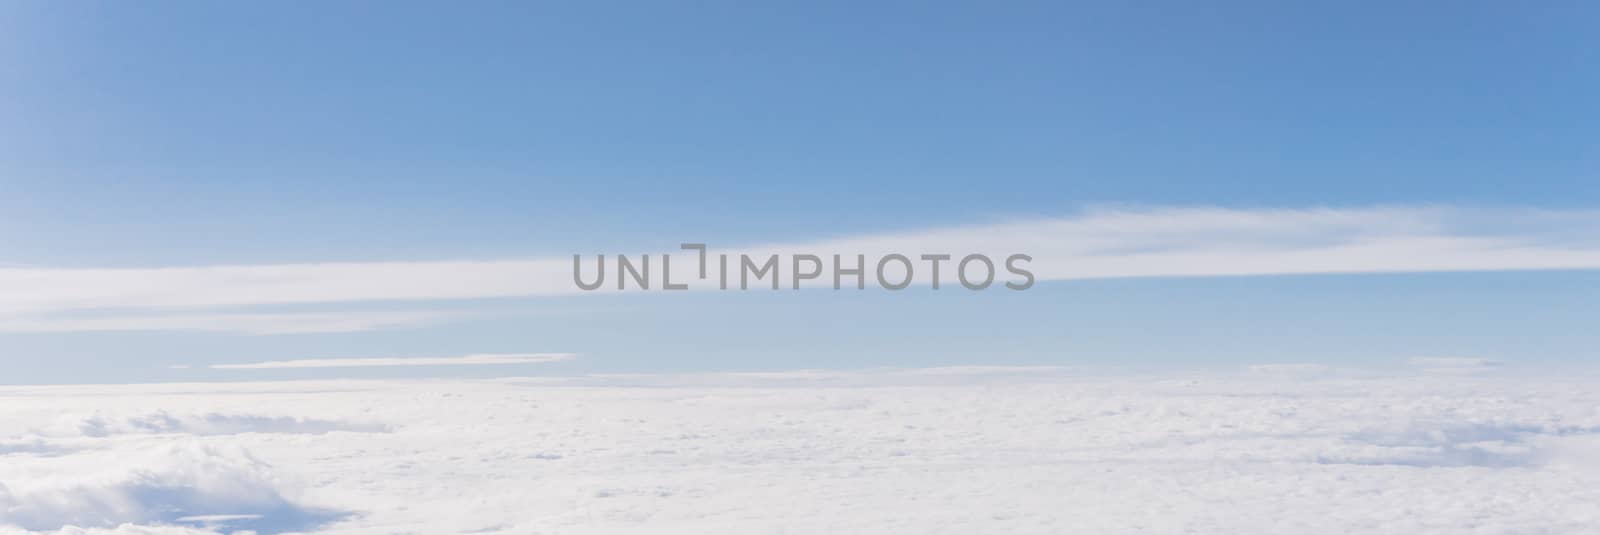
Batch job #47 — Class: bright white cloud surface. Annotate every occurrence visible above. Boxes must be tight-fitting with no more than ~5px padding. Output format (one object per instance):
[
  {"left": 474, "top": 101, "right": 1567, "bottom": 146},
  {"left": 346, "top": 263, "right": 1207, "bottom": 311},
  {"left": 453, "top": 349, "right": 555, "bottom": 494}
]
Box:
[{"left": 3, "top": 366, "right": 1599, "bottom": 534}]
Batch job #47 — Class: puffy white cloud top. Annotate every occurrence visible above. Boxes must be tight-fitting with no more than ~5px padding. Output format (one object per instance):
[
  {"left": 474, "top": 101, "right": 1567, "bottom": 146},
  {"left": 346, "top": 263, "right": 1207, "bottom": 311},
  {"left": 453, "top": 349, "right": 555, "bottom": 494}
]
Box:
[{"left": 3, "top": 367, "right": 1599, "bottom": 534}]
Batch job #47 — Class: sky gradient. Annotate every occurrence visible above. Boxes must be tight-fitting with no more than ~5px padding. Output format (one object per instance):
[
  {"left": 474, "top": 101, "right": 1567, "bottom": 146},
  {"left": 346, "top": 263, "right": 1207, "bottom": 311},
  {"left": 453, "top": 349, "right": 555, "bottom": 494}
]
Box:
[{"left": 3, "top": 2, "right": 1597, "bottom": 384}]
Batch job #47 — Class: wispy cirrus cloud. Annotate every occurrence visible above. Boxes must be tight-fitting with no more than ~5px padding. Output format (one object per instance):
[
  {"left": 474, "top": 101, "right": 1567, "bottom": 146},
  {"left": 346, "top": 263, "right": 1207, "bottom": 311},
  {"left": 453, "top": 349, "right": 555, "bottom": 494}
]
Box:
[
  {"left": 0, "top": 309, "right": 458, "bottom": 335},
  {"left": 4, "top": 205, "right": 1600, "bottom": 333},
  {"left": 211, "top": 352, "right": 575, "bottom": 369}
]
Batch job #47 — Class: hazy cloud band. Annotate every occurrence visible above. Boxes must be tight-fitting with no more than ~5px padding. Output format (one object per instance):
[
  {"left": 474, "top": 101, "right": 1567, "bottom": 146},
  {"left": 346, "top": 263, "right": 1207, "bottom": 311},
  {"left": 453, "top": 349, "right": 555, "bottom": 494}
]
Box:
[
  {"left": 210, "top": 353, "right": 576, "bottom": 369},
  {"left": 5, "top": 205, "right": 1600, "bottom": 333}
]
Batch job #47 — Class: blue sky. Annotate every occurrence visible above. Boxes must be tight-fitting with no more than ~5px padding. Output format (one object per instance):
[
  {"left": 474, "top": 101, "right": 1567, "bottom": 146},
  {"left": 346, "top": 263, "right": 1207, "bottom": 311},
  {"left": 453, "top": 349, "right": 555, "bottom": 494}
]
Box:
[{"left": 2, "top": 2, "right": 1598, "bottom": 383}]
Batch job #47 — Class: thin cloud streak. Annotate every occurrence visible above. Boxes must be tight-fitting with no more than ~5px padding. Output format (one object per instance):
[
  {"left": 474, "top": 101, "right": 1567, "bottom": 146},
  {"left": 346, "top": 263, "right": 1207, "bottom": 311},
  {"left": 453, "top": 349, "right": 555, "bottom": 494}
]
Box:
[
  {"left": 0, "top": 310, "right": 458, "bottom": 335},
  {"left": 211, "top": 353, "right": 576, "bottom": 369},
  {"left": 0, "top": 259, "right": 574, "bottom": 314},
  {"left": 4, "top": 205, "right": 1600, "bottom": 333}
]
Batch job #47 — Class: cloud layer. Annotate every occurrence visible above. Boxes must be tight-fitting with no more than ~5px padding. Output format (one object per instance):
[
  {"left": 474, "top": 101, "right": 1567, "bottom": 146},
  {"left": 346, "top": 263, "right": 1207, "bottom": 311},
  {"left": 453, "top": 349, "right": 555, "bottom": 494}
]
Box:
[
  {"left": 0, "top": 442, "right": 343, "bottom": 533},
  {"left": 4, "top": 366, "right": 1600, "bottom": 534},
  {"left": 5, "top": 205, "right": 1600, "bottom": 333},
  {"left": 210, "top": 352, "right": 575, "bottom": 370}
]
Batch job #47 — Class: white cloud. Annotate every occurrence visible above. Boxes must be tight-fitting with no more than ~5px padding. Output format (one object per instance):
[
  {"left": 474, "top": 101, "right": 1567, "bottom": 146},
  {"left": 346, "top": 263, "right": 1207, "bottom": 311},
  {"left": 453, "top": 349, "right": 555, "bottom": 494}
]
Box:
[
  {"left": 799, "top": 205, "right": 1600, "bottom": 282},
  {"left": 0, "top": 310, "right": 457, "bottom": 335},
  {"left": 1247, "top": 363, "right": 1334, "bottom": 377},
  {"left": 4, "top": 205, "right": 1600, "bottom": 332},
  {"left": 0, "top": 259, "right": 572, "bottom": 315},
  {"left": 1408, "top": 356, "right": 1505, "bottom": 375},
  {"left": 38, "top": 411, "right": 389, "bottom": 437},
  {"left": 3, "top": 367, "right": 1600, "bottom": 534},
  {"left": 0, "top": 524, "right": 223, "bottom": 535},
  {"left": 0, "top": 442, "right": 340, "bottom": 532},
  {"left": 210, "top": 352, "right": 575, "bottom": 370}
]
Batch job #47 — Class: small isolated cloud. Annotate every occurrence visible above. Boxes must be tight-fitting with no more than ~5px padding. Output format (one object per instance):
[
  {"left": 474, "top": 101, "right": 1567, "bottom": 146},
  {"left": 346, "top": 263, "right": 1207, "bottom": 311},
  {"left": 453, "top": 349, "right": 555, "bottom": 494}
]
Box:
[{"left": 211, "top": 352, "right": 575, "bottom": 370}]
